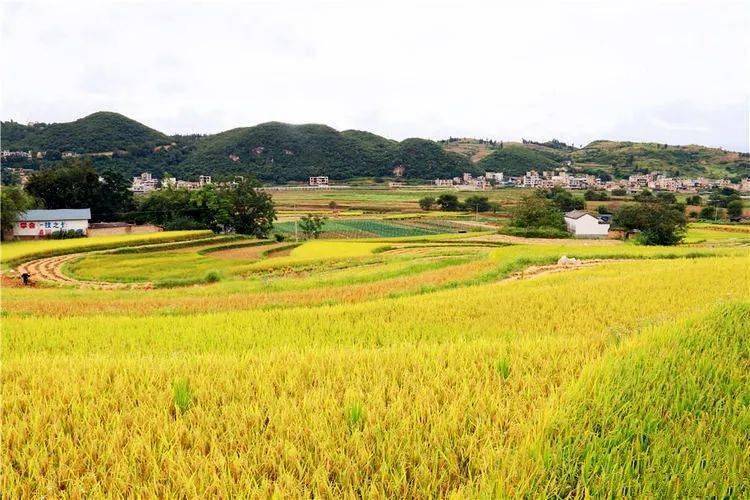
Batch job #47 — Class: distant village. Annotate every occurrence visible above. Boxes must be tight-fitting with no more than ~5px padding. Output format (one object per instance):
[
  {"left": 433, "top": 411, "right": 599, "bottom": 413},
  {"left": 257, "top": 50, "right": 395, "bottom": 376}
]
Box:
[
  {"left": 3, "top": 148, "right": 749, "bottom": 195},
  {"left": 434, "top": 168, "right": 750, "bottom": 194}
]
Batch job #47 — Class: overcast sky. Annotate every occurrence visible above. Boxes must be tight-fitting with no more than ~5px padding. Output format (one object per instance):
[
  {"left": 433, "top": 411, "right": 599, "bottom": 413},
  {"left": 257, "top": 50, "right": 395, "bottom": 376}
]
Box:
[{"left": 2, "top": 0, "right": 748, "bottom": 151}]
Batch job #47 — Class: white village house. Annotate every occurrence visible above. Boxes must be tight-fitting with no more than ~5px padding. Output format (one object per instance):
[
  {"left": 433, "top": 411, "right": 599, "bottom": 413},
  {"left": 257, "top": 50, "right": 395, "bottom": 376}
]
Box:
[
  {"left": 13, "top": 209, "right": 92, "bottom": 239},
  {"left": 564, "top": 210, "right": 610, "bottom": 238}
]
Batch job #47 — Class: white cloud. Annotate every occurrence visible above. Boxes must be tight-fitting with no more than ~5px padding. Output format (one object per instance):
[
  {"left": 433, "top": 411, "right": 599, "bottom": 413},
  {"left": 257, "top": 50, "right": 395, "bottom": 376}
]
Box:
[{"left": 2, "top": 0, "right": 748, "bottom": 151}]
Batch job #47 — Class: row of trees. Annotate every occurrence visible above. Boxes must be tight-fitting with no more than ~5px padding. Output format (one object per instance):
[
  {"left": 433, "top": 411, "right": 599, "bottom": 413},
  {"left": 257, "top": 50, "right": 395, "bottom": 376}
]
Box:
[
  {"left": 1, "top": 159, "right": 277, "bottom": 240},
  {"left": 418, "top": 194, "right": 498, "bottom": 213},
  {"left": 132, "top": 181, "right": 275, "bottom": 236}
]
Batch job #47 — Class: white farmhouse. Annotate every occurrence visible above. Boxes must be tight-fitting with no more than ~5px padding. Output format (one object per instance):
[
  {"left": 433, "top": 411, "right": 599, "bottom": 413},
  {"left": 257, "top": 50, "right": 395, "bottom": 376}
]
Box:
[
  {"left": 13, "top": 209, "right": 91, "bottom": 239},
  {"left": 564, "top": 210, "right": 610, "bottom": 238}
]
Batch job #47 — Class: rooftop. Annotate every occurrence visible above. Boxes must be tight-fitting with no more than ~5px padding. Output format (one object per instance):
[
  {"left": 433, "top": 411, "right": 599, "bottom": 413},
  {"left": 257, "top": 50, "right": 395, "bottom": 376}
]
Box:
[
  {"left": 18, "top": 209, "right": 92, "bottom": 221},
  {"left": 564, "top": 210, "right": 594, "bottom": 220}
]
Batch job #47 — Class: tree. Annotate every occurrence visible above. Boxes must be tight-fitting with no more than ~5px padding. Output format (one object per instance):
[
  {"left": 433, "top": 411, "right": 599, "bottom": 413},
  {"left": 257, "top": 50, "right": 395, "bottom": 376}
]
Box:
[
  {"left": 633, "top": 189, "right": 654, "bottom": 202},
  {"left": 134, "top": 187, "right": 199, "bottom": 229},
  {"left": 510, "top": 193, "right": 566, "bottom": 230},
  {"left": 418, "top": 196, "right": 436, "bottom": 211},
  {"left": 612, "top": 204, "right": 649, "bottom": 234},
  {"left": 686, "top": 195, "right": 702, "bottom": 206},
  {"left": 437, "top": 193, "right": 461, "bottom": 211},
  {"left": 1, "top": 186, "right": 36, "bottom": 240},
  {"left": 655, "top": 192, "right": 677, "bottom": 204},
  {"left": 709, "top": 187, "right": 740, "bottom": 208},
  {"left": 543, "top": 187, "right": 584, "bottom": 212},
  {"left": 24, "top": 159, "right": 134, "bottom": 221},
  {"left": 727, "top": 200, "right": 743, "bottom": 220},
  {"left": 611, "top": 188, "right": 627, "bottom": 196},
  {"left": 222, "top": 179, "right": 276, "bottom": 237},
  {"left": 699, "top": 206, "right": 719, "bottom": 220},
  {"left": 133, "top": 178, "right": 275, "bottom": 235},
  {"left": 189, "top": 185, "right": 232, "bottom": 232},
  {"left": 613, "top": 203, "right": 686, "bottom": 245},
  {"left": 584, "top": 189, "right": 609, "bottom": 201},
  {"left": 299, "top": 213, "right": 326, "bottom": 239},
  {"left": 98, "top": 168, "right": 136, "bottom": 220},
  {"left": 1, "top": 168, "right": 22, "bottom": 186},
  {"left": 463, "top": 195, "right": 491, "bottom": 213},
  {"left": 45, "top": 149, "right": 62, "bottom": 161}
]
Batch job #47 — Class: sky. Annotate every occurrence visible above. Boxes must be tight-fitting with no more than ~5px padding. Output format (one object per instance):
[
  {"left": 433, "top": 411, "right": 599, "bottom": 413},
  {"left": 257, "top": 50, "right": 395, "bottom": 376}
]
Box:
[{"left": 2, "top": 0, "right": 749, "bottom": 151}]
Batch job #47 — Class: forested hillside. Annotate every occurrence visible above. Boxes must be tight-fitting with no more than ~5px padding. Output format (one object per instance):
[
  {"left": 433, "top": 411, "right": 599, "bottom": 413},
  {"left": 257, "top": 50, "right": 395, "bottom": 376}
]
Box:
[
  {"left": 1, "top": 112, "right": 747, "bottom": 182},
  {"left": 2, "top": 112, "right": 169, "bottom": 153},
  {"left": 449, "top": 138, "right": 749, "bottom": 180}
]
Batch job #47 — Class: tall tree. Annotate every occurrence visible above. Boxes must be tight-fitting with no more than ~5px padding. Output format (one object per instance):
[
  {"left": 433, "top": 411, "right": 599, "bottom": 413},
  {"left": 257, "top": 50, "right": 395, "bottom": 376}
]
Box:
[
  {"left": 24, "top": 159, "right": 134, "bottom": 221},
  {"left": 222, "top": 179, "right": 276, "bottom": 237},
  {"left": 510, "top": 193, "right": 566, "bottom": 230},
  {"left": 1, "top": 186, "right": 36, "bottom": 240}
]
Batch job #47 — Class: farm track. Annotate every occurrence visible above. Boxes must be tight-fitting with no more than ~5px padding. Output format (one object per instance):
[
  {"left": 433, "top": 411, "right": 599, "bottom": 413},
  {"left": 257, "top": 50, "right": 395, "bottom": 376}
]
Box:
[{"left": 15, "top": 254, "right": 150, "bottom": 290}]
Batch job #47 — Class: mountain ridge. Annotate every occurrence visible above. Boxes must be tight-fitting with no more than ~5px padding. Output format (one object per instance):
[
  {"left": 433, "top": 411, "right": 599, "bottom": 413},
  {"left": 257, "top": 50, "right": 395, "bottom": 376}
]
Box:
[{"left": 2, "top": 112, "right": 747, "bottom": 182}]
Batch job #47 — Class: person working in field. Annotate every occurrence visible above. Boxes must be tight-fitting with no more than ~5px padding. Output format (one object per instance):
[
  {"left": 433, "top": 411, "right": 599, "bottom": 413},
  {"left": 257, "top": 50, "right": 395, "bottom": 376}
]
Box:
[{"left": 20, "top": 272, "right": 31, "bottom": 286}]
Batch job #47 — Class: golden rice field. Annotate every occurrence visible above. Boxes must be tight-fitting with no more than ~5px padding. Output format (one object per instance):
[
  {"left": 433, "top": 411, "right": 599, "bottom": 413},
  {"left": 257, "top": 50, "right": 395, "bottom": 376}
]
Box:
[{"left": 1, "top": 227, "right": 748, "bottom": 497}]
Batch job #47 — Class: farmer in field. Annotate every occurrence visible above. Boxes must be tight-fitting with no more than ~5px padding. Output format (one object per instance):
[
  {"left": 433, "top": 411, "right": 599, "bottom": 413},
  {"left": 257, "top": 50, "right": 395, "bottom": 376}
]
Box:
[{"left": 20, "top": 272, "right": 31, "bottom": 286}]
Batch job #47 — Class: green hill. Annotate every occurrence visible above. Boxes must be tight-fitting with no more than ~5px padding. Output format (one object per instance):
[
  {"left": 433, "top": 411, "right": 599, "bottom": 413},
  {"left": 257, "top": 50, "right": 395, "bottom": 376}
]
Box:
[
  {"left": 178, "top": 122, "right": 471, "bottom": 182},
  {"left": 570, "top": 140, "right": 749, "bottom": 179},
  {"left": 477, "top": 144, "right": 562, "bottom": 176},
  {"left": 1, "top": 112, "right": 747, "bottom": 182},
  {"left": 2, "top": 112, "right": 169, "bottom": 153},
  {"left": 450, "top": 138, "right": 748, "bottom": 179}
]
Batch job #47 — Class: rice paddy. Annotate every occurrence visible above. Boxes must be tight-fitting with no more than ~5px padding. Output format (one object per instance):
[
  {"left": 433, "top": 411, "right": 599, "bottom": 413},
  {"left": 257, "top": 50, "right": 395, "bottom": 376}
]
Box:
[{"left": 1, "top": 224, "right": 748, "bottom": 496}]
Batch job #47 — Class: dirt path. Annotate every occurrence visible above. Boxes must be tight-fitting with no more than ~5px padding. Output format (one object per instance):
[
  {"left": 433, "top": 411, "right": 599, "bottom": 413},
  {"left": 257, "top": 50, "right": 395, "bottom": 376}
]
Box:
[
  {"left": 14, "top": 254, "right": 150, "bottom": 290},
  {"left": 503, "top": 258, "right": 626, "bottom": 283}
]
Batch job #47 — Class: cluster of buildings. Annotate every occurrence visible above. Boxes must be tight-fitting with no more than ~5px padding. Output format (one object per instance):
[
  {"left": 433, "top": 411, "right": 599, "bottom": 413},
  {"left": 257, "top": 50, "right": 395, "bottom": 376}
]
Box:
[
  {"left": 309, "top": 176, "right": 329, "bottom": 187},
  {"left": 516, "top": 169, "right": 599, "bottom": 190},
  {"left": 1, "top": 150, "right": 36, "bottom": 161},
  {"left": 434, "top": 168, "right": 750, "bottom": 194},
  {"left": 130, "top": 172, "right": 213, "bottom": 194},
  {"left": 434, "top": 169, "right": 598, "bottom": 191},
  {"left": 615, "top": 172, "right": 750, "bottom": 194},
  {"left": 434, "top": 172, "right": 491, "bottom": 190}
]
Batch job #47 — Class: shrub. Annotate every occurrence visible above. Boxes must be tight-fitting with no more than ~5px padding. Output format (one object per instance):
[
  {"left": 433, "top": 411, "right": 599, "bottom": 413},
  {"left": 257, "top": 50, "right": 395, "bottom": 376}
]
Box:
[
  {"left": 418, "top": 196, "right": 436, "bottom": 211},
  {"left": 727, "top": 200, "right": 743, "bottom": 219},
  {"left": 584, "top": 189, "right": 609, "bottom": 201},
  {"left": 49, "top": 229, "right": 86, "bottom": 239},
  {"left": 437, "top": 194, "right": 461, "bottom": 211},
  {"left": 204, "top": 271, "right": 221, "bottom": 283},
  {"left": 464, "top": 195, "right": 491, "bottom": 212}
]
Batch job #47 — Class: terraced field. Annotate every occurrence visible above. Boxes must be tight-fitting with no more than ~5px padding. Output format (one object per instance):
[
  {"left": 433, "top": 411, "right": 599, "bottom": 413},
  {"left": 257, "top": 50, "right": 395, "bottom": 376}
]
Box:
[
  {"left": 272, "top": 217, "right": 487, "bottom": 239},
  {"left": 2, "top": 227, "right": 748, "bottom": 496}
]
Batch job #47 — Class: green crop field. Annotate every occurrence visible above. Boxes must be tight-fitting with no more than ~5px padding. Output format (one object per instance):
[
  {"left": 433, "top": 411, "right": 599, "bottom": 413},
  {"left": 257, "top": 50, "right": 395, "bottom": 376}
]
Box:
[{"left": 2, "top": 227, "right": 748, "bottom": 497}]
